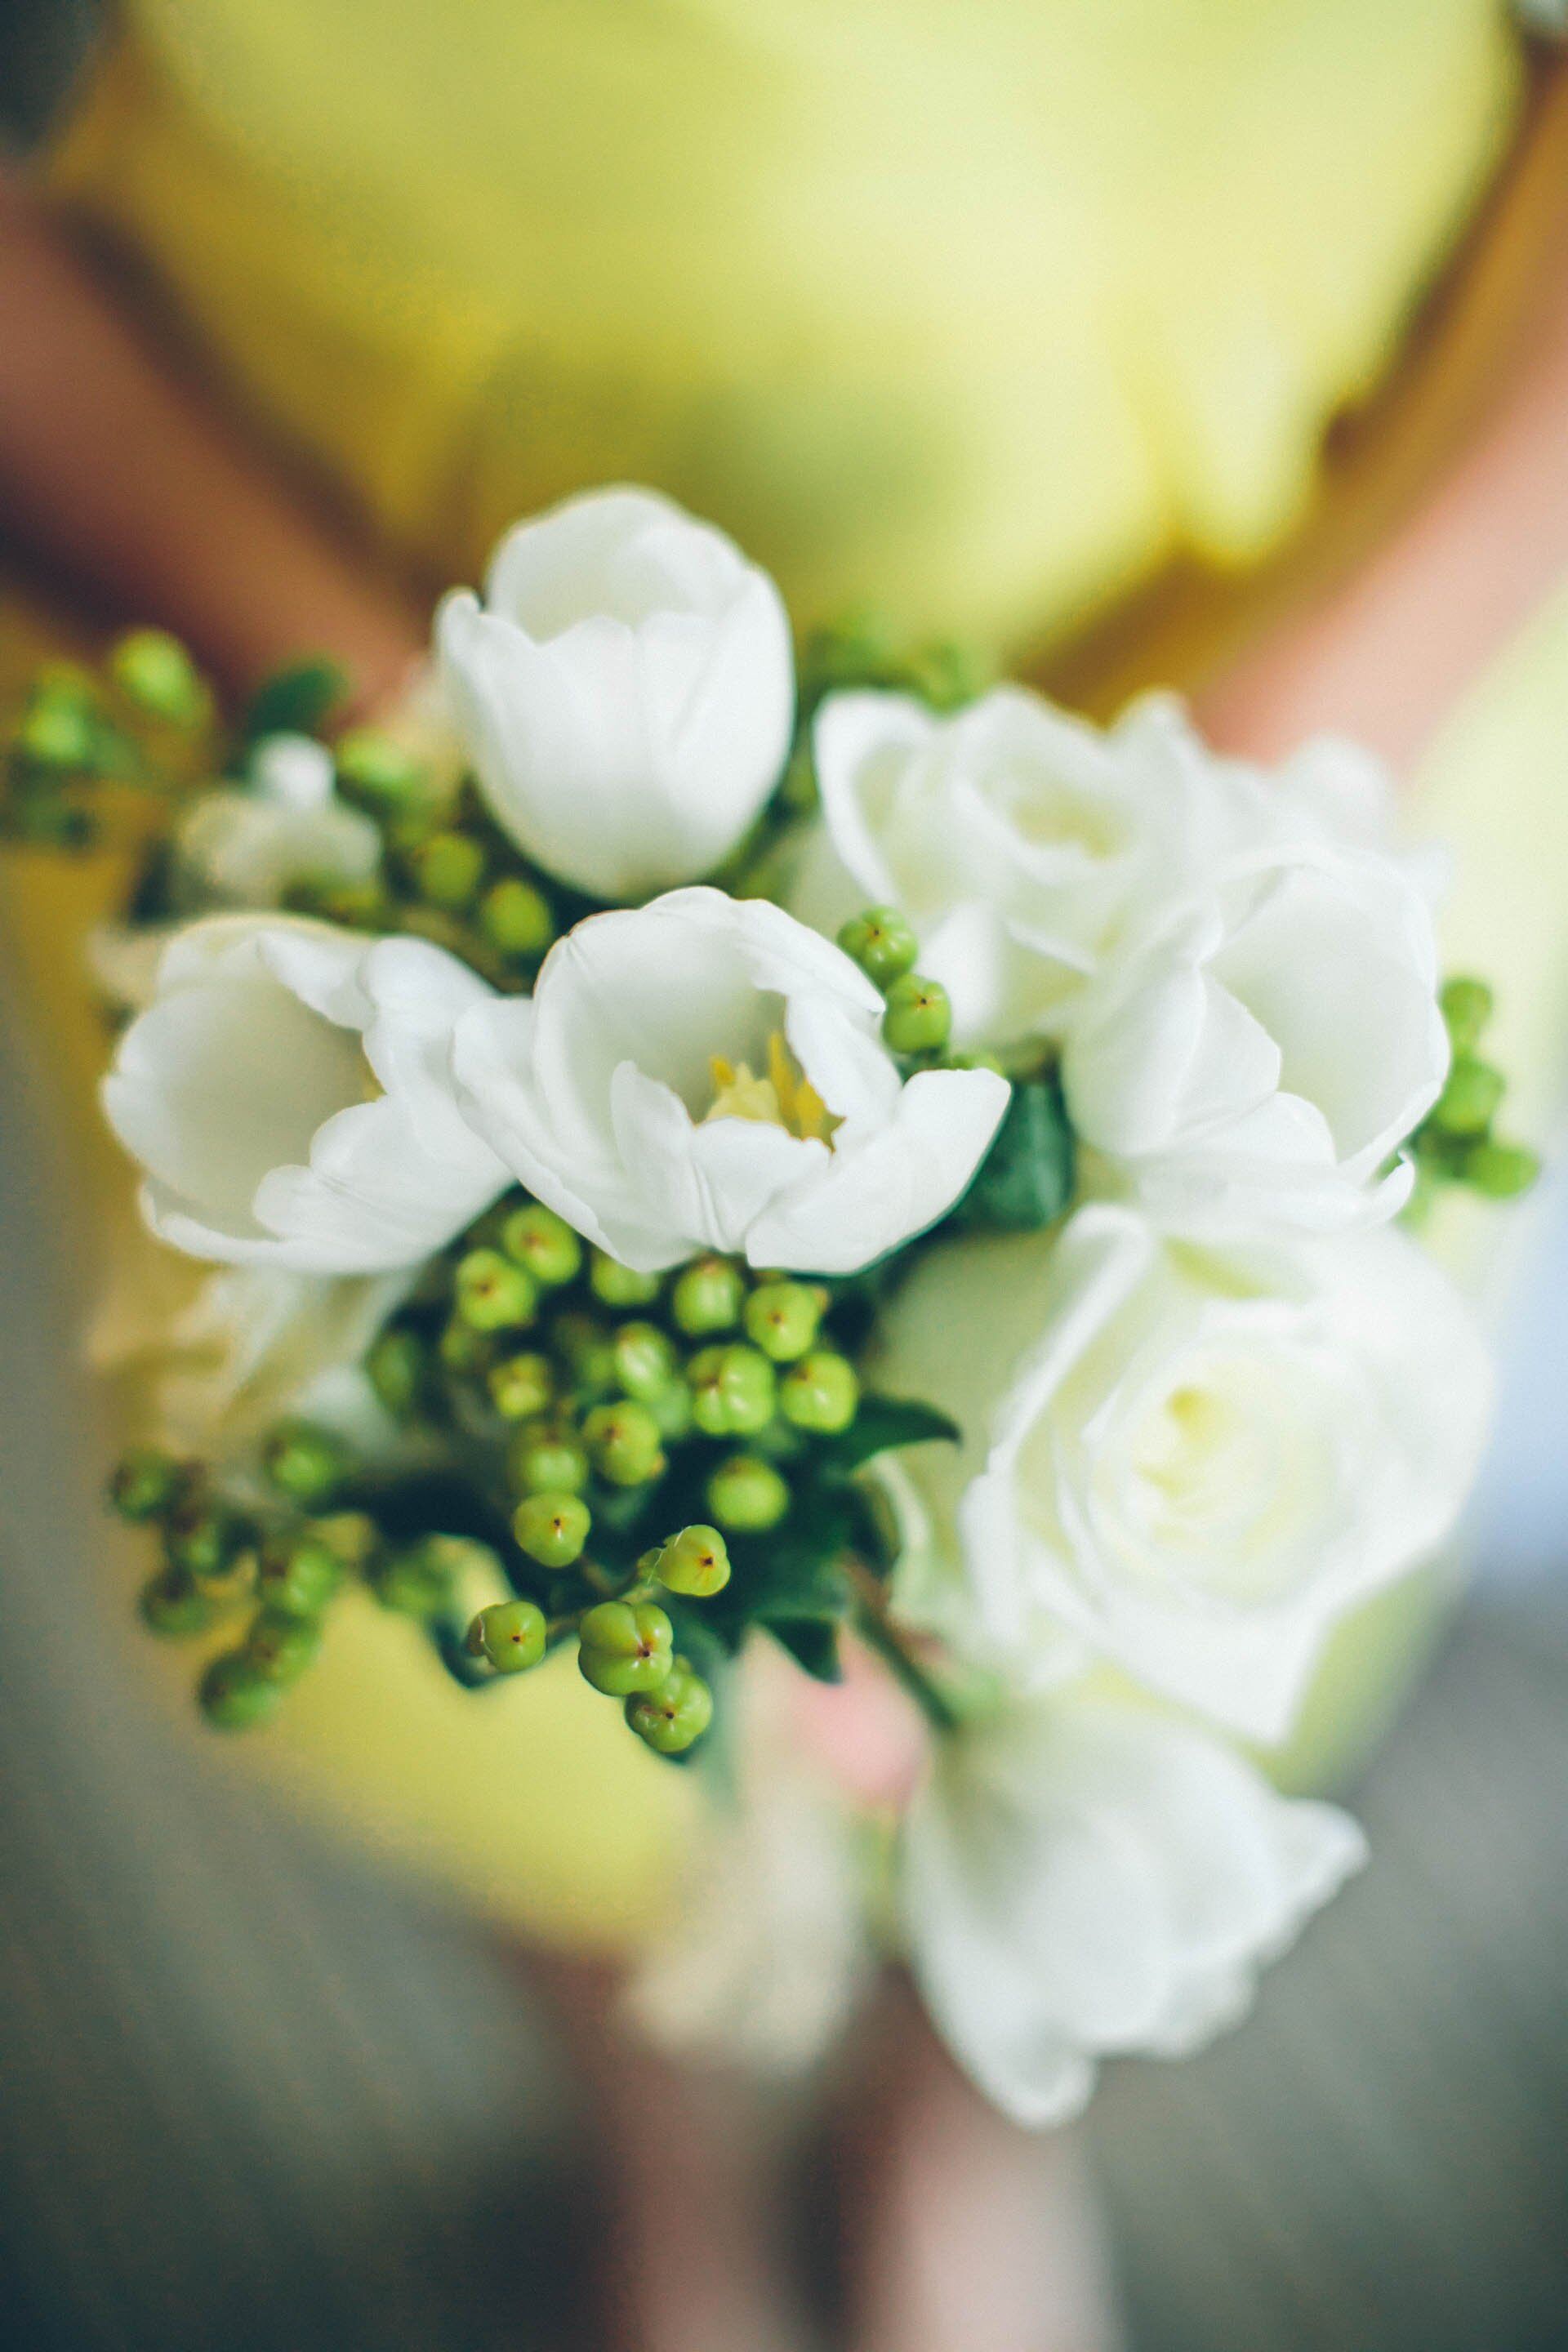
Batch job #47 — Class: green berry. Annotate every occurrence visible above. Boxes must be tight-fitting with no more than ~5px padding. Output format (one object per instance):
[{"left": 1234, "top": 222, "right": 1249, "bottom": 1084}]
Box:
[
  {"left": 882, "top": 971, "right": 951, "bottom": 1055},
  {"left": 1432, "top": 1054, "right": 1505, "bottom": 1139},
  {"left": 109, "top": 628, "right": 208, "bottom": 725},
  {"left": 688, "top": 1344, "right": 777, "bottom": 1437},
  {"left": 488, "top": 1350, "right": 555, "bottom": 1420},
  {"left": 261, "top": 1419, "right": 348, "bottom": 1505},
  {"left": 366, "top": 1328, "right": 426, "bottom": 1419},
  {"left": 468, "top": 1598, "right": 548, "bottom": 1674},
  {"left": 455, "top": 1248, "right": 537, "bottom": 1332},
  {"left": 256, "top": 1534, "right": 341, "bottom": 1619},
  {"left": 706, "top": 1454, "right": 791, "bottom": 1533},
  {"left": 1440, "top": 975, "right": 1494, "bottom": 1054},
  {"left": 742, "top": 1281, "right": 825, "bottom": 1363},
  {"left": 612, "top": 1320, "right": 679, "bottom": 1402},
  {"left": 582, "top": 1400, "right": 666, "bottom": 1486},
  {"left": 509, "top": 1423, "right": 590, "bottom": 1496},
  {"left": 165, "top": 1504, "right": 250, "bottom": 1592},
  {"left": 837, "top": 906, "right": 919, "bottom": 987},
  {"left": 410, "top": 828, "right": 486, "bottom": 910},
  {"left": 780, "top": 1350, "right": 859, "bottom": 1433},
  {"left": 577, "top": 1600, "right": 674, "bottom": 1695},
  {"left": 109, "top": 1446, "right": 188, "bottom": 1523},
  {"left": 552, "top": 1311, "right": 619, "bottom": 1396},
  {"left": 646, "top": 1378, "right": 694, "bottom": 1443},
  {"left": 439, "top": 1315, "right": 492, "bottom": 1375},
  {"left": 333, "top": 724, "right": 424, "bottom": 804},
  {"left": 198, "top": 1654, "right": 282, "bottom": 1731},
  {"left": 654, "top": 1522, "right": 732, "bottom": 1597},
  {"left": 670, "top": 1255, "right": 744, "bottom": 1336},
  {"left": 138, "top": 1571, "right": 220, "bottom": 1640},
  {"left": 626, "top": 1660, "right": 713, "bottom": 1755},
  {"left": 244, "top": 1610, "right": 324, "bottom": 1687},
  {"left": 373, "top": 1541, "right": 457, "bottom": 1619},
  {"left": 588, "top": 1250, "right": 662, "bottom": 1308},
  {"left": 1464, "top": 1138, "right": 1540, "bottom": 1198},
  {"left": 479, "top": 877, "right": 555, "bottom": 960},
  {"left": 20, "top": 693, "right": 96, "bottom": 768},
  {"left": 513, "top": 1490, "right": 591, "bottom": 1568},
  {"left": 501, "top": 1202, "right": 581, "bottom": 1288}
]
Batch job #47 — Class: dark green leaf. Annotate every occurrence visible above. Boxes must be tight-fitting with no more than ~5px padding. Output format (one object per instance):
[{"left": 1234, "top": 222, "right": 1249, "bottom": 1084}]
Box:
[
  {"left": 768, "top": 1618, "right": 844, "bottom": 1682},
  {"left": 242, "top": 657, "right": 348, "bottom": 746},
  {"left": 951, "top": 1074, "right": 1075, "bottom": 1233},
  {"left": 816, "top": 1393, "right": 959, "bottom": 1476}
]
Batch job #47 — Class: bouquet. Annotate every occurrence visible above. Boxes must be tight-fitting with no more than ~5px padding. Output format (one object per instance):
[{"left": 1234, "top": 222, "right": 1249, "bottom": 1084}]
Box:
[{"left": 2, "top": 486, "right": 1537, "bottom": 2126}]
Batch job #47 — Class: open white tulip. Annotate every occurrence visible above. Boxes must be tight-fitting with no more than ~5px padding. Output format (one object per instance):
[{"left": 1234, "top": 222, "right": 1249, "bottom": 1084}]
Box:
[
  {"left": 437, "top": 487, "right": 795, "bottom": 900},
  {"left": 174, "top": 733, "right": 382, "bottom": 909},
  {"left": 103, "top": 915, "right": 507, "bottom": 1273},
  {"left": 871, "top": 1205, "right": 1492, "bottom": 1744},
  {"left": 1062, "top": 846, "right": 1449, "bottom": 1235},
  {"left": 902, "top": 1690, "right": 1366, "bottom": 2127},
  {"left": 452, "top": 885, "right": 1009, "bottom": 1276}
]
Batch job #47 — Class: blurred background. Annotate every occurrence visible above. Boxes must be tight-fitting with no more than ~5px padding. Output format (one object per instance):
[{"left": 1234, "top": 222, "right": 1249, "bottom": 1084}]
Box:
[{"left": 3, "top": 9, "right": 1568, "bottom": 2350}]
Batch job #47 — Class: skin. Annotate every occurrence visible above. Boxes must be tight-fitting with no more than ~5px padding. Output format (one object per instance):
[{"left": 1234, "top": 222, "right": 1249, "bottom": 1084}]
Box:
[{"left": 1, "top": 65, "right": 1566, "bottom": 2352}]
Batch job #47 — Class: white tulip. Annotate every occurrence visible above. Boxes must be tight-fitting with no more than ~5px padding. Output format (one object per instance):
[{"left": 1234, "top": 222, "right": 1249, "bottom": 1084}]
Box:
[
  {"left": 103, "top": 915, "right": 507, "bottom": 1273},
  {"left": 174, "top": 733, "right": 382, "bottom": 908},
  {"left": 870, "top": 1206, "right": 1492, "bottom": 1743},
  {"left": 1062, "top": 847, "right": 1449, "bottom": 1235},
  {"left": 793, "top": 687, "right": 1429, "bottom": 1053},
  {"left": 437, "top": 487, "right": 795, "bottom": 899},
  {"left": 902, "top": 1690, "right": 1366, "bottom": 2127},
  {"left": 451, "top": 885, "right": 1009, "bottom": 1276}
]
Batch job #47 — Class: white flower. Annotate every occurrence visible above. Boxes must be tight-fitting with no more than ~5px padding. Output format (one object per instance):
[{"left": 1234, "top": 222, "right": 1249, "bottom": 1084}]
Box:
[
  {"left": 437, "top": 487, "right": 794, "bottom": 899},
  {"left": 870, "top": 1206, "right": 1492, "bottom": 1743},
  {"left": 1062, "top": 847, "right": 1448, "bottom": 1235},
  {"left": 103, "top": 914, "right": 506, "bottom": 1272},
  {"left": 902, "top": 1690, "right": 1366, "bottom": 2128},
  {"left": 452, "top": 885, "right": 1009, "bottom": 1276},
  {"left": 91, "top": 1244, "right": 409, "bottom": 1455},
  {"left": 173, "top": 733, "right": 382, "bottom": 908},
  {"left": 792, "top": 688, "right": 1434, "bottom": 1054}
]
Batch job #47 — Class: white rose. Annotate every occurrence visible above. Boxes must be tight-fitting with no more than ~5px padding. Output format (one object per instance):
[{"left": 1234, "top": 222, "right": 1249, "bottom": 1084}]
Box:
[
  {"left": 91, "top": 1245, "right": 410, "bottom": 1455},
  {"left": 451, "top": 885, "right": 1009, "bottom": 1276},
  {"left": 172, "top": 733, "right": 382, "bottom": 911},
  {"left": 103, "top": 914, "right": 506, "bottom": 1273},
  {"left": 902, "top": 1690, "right": 1366, "bottom": 2127},
  {"left": 871, "top": 1206, "right": 1492, "bottom": 1743},
  {"left": 793, "top": 688, "right": 1435, "bottom": 1054},
  {"left": 437, "top": 487, "right": 794, "bottom": 900},
  {"left": 1062, "top": 847, "right": 1449, "bottom": 1235}
]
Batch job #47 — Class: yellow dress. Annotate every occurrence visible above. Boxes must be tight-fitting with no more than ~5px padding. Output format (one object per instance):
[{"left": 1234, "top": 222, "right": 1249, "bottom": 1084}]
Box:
[{"left": 5, "top": 0, "right": 1562, "bottom": 1950}]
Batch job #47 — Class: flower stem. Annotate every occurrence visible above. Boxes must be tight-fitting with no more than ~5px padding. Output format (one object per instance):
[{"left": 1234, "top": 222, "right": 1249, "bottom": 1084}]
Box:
[{"left": 848, "top": 1561, "right": 962, "bottom": 1735}]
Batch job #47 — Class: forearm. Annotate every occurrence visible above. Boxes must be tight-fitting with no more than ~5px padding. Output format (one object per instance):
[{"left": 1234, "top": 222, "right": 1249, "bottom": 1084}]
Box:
[
  {"left": 1200, "top": 73, "right": 1568, "bottom": 773},
  {"left": 0, "top": 161, "right": 422, "bottom": 703}
]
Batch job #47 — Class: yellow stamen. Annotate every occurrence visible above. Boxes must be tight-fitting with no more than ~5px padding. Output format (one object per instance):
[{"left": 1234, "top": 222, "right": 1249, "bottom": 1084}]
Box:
[{"left": 705, "top": 1031, "right": 838, "bottom": 1143}]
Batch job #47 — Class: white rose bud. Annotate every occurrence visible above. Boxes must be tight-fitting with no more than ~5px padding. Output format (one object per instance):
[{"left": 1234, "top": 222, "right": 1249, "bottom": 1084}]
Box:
[
  {"left": 173, "top": 733, "right": 381, "bottom": 910},
  {"left": 902, "top": 1690, "right": 1366, "bottom": 2127},
  {"left": 437, "top": 487, "right": 795, "bottom": 899},
  {"left": 871, "top": 1205, "right": 1492, "bottom": 1744},
  {"left": 103, "top": 915, "right": 506, "bottom": 1272},
  {"left": 451, "top": 885, "right": 1009, "bottom": 1276},
  {"left": 1062, "top": 847, "right": 1449, "bottom": 1235}
]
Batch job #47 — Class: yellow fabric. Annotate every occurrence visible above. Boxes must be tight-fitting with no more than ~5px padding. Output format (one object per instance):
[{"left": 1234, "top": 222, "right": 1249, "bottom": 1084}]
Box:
[
  {"left": 51, "top": 2, "right": 1520, "bottom": 652},
  {"left": 4, "top": 0, "right": 1548, "bottom": 1949}
]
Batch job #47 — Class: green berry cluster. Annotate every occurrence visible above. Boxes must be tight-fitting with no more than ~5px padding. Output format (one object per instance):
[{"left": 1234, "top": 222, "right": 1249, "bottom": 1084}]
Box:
[
  {"left": 836, "top": 904, "right": 954, "bottom": 1058},
  {"left": 1411, "top": 978, "right": 1539, "bottom": 1204}
]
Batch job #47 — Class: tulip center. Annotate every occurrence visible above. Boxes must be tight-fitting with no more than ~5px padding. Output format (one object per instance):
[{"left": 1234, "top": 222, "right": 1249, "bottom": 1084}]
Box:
[{"left": 704, "top": 1031, "right": 839, "bottom": 1144}]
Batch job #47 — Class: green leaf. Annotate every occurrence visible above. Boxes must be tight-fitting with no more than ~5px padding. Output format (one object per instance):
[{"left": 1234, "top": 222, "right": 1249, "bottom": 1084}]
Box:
[
  {"left": 951, "top": 1074, "right": 1075, "bottom": 1233},
  {"left": 817, "top": 1393, "right": 959, "bottom": 1476},
  {"left": 768, "top": 1618, "right": 843, "bottom": 1683},
  {"left": 242, "top": 657, "right": 349, "bottom": 745}
]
